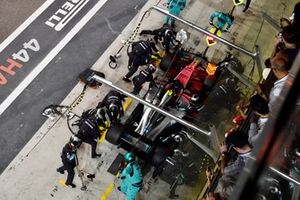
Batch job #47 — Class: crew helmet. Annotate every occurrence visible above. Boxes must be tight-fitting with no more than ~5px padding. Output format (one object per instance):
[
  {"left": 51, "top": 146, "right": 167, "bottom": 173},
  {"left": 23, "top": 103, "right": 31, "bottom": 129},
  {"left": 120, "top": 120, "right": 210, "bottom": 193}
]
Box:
[
  {"left": 146, "top": 64, "right": 156, "bottom": 73},
  {"left": 124, "top": 152, "right": 135, "bottom": 162},
  {"left": 70, "top": 135, "right": 82, "bottom": 148}
]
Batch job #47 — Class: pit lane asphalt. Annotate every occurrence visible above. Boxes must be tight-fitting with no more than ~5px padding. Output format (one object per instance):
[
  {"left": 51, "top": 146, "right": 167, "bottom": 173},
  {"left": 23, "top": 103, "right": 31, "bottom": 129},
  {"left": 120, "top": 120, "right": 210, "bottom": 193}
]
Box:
[
  {"left": 0, "top": 0, "right": 147, "bottom": 173},
  {"left": 0, "top": 0, "right": 46, "bottom": 43}
]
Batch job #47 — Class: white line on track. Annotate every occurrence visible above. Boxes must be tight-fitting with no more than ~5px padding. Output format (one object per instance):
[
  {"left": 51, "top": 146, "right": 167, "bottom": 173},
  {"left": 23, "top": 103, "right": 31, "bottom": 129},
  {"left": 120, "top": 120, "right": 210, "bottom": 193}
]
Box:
[
  {"left": 0, "top": 0, "right": 55, "bottom": 53},
  {"left": 0, "top": 0, "right": 109, "bottom": 116}
]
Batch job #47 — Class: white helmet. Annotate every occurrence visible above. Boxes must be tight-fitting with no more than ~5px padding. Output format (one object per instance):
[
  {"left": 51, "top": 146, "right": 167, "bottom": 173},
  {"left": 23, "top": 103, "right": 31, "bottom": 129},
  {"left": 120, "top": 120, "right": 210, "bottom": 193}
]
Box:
[{"left": 70, "top": 135, "right": 82, "bottom": 148}]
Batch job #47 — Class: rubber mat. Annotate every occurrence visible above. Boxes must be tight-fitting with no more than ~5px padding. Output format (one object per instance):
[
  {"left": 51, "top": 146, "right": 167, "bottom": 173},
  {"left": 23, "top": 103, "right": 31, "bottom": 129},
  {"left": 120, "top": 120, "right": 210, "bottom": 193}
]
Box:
[{"left": 107, "top": 153, "right": 124, "bottom": 176}]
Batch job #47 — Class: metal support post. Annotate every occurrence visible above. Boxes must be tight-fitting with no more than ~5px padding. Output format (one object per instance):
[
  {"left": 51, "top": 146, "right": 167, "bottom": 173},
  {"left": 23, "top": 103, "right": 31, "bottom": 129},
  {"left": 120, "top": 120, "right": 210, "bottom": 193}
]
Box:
[
  {"left": 209, "top": 124, "right": 221, "bottom": 153},
  {"left": 227, "top": 65, "right": 256, "bottom": 90},
  {"left": 261, "top": 11, "right": 281, "bottom": 31},
  {"left": 255, "top": 45, "right": 263, "bottom": 76},
  {"left": 269, "top": 166, "right": 300, "bottom": 186},
  {"left": 248, "top": 155, "right": 300, "bottom": 186}
]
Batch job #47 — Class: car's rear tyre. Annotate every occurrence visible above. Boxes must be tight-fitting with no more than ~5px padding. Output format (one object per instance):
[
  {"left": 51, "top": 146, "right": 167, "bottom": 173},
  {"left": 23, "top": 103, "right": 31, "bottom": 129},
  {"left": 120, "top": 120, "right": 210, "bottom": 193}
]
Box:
[{"left": 105, "top": 124, "right": 123, "bottom": 145}]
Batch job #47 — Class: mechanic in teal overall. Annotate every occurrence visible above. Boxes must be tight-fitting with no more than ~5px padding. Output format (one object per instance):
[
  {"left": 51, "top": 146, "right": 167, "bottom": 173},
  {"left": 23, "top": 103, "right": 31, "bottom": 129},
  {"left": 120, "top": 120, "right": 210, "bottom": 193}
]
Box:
[
  {"left": 164, "top": 0, "right": 186, "bottom": 28},
  {"left": 119, "top": 152, "right": 143, "bottom": 200},
  {"left": 209, "top": 12, "right": 233, "bottom": 32}
]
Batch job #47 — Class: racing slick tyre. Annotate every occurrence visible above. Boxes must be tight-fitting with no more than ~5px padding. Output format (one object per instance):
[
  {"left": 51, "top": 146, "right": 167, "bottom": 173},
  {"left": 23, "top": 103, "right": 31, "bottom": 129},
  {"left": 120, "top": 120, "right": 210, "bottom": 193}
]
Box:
[
  {"left": 105, "top": 124, "right": 123, "bottom": 145},
  {"left": 159, "top": 53, "right": 174, "bottom": 71}
]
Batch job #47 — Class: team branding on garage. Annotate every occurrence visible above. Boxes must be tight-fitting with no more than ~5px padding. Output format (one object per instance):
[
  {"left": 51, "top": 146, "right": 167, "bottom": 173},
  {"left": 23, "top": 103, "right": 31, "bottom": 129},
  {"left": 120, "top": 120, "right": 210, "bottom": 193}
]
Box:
[
  {"left": 45, "top": 0, "right": 90, "bottom": 31},
  {"left": 0, "top": 39, "right": 40, "bottom": 85}
]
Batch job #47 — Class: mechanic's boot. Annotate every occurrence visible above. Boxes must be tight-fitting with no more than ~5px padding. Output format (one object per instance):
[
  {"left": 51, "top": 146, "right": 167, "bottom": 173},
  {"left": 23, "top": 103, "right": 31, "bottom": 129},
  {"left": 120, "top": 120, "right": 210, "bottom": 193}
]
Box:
[
  {"left": 92, "top": 153, "right": 102, "bottom": 159},
  {"left": 122, "top": 77, "right": 131, "bottom": 82},
  {"left": 56, "top": 168, "right": 64, "bottom": 174},
  {"left": 66, "top": 183, "right": 76, "bottom": 188}
]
